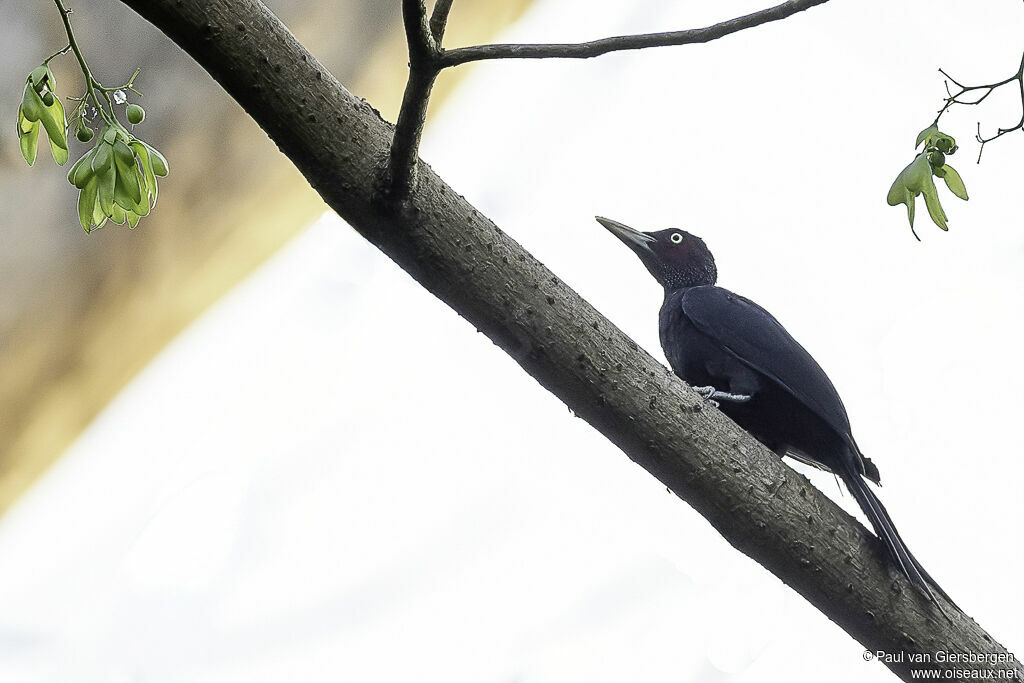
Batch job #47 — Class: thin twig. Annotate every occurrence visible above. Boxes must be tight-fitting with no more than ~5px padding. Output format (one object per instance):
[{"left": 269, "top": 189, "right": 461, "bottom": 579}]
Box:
[
  {"left": 386, "top": 0, "right": 832, "bottom": 198},
  {"left": 438, "top": 0, "right": 829, "bottom": 67},
  {"left": 52, "top": 0, "right": 125, "bottom": 130},
  {"left": 976, "top": 69, "right": 1024, "bottom": 162},
  {"left": 43, "top": 43, "right": 72, "bottom": 64},
  {"left": 933, "top": 52, "right": 1024, "bottom": 162},
  {"left": 430, "top": 0, "right": 455, "bottom": 44}
]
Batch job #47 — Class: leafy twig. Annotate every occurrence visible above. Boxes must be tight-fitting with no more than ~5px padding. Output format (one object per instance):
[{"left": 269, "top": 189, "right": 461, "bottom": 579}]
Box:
[{"left": 35, "top": 0, "right": 168, "bottom": 232}]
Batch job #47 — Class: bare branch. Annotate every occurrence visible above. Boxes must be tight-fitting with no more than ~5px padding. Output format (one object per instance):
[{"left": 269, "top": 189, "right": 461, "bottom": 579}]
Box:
[
  {"left": 387, "top": 0, "right": 440, "bottom": 198},
  {"left": 117, "top": 1, "right": 1023, "bottom": 679},
  {"left": 933, "top": 52, "right": 1024, "bottom": 162},
  {"left": 976, "top": 70, "right": 1024, "bottom": 162},
  {"left": 430, "top": 0, "right": 455, "bottom": 44},
  {"left": 390, "top": 0, "right": 832, "bottom": 198},
  {"left": 402, "top": 0, "right": 434, "bottom": 65},
  {"left": 438, "top": 0, "right": 830, "bottom": 68}
]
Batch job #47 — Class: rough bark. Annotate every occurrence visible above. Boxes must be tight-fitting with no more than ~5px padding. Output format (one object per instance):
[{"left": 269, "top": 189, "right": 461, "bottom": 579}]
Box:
[{"left": 116, "top": 1, "right": 1021, "bottom": 680}]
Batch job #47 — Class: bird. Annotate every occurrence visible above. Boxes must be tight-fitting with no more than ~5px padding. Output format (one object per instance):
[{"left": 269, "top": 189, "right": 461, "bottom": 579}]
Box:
[{"left": 595, "top": 215, "right": 950, "bottom": 614}]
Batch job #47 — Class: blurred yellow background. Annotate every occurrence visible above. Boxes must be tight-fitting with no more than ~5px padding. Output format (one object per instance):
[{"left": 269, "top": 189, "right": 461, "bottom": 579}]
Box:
[{"left": 0, "top": 0, "right": 531, "bottom": 513}]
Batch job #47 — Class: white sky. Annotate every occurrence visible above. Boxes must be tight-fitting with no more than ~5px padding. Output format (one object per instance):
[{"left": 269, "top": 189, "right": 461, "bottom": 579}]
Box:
[{"left": 1, "top": 1, "right": 1022, "bottom": 682}]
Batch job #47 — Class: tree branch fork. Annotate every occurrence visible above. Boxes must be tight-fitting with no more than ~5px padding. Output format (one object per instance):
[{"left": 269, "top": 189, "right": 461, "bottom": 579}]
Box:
[{"left": 386, "top": 0, "right": 829, "bottom": 197}]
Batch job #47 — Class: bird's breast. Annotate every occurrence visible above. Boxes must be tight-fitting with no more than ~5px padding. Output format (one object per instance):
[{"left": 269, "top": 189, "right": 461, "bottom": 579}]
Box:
[{"left": 658, "top": 289, "right": 762, "bottom": 395}]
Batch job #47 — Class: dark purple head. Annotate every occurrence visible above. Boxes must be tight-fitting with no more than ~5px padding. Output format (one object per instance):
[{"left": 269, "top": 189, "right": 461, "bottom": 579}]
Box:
[{"left": 596, "top": 216, "right": 717, "bottom": 290}]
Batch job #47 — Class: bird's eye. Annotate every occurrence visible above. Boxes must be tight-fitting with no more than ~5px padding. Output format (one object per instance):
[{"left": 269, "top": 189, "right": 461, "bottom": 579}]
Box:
[{"left": 670, "top": 233, "right": 683, "bottom": 244}]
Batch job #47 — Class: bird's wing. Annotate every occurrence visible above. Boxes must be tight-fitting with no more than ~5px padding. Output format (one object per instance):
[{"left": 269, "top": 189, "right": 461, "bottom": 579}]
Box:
[{"left": 680, "top": 285, "right": 854, "bottom": 440}]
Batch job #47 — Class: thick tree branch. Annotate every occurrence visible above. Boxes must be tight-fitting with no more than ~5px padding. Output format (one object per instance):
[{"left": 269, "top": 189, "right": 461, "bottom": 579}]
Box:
[
  {"left": 438, "top": 0, "right": 830, "bottom": 67},
  {"left": 116, "top": 1, "right": 1021, "bottom": 680}
]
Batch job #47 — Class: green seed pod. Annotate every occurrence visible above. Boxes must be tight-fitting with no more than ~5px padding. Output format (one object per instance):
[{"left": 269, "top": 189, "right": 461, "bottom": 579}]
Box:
[
  {"left": 42, "top": 91, "right": 54, "bottom": 107},
  {"left": 126, "top": 104, "right": 145, "bottom": 124},
  {"left": 927, "top": 150, "right": 945, "bottom": 168},
  {"left": 76, "top": 125, "right": 95, "bottom": 143}
]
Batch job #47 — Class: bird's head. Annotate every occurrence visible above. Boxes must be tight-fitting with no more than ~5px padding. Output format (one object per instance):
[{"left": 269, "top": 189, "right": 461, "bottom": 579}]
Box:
[{"left": 596, "top": 216, "right": 717, "bottom": 290}]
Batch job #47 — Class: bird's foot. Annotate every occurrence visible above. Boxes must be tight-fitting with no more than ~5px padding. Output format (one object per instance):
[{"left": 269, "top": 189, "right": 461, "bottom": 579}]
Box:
[{"left": 693, "top": 386, "right": 752, "bottom": 405}]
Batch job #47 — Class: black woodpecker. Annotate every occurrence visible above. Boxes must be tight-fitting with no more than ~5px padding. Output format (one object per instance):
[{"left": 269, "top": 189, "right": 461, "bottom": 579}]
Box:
[{"left": 597, "top": 216, "right": 950, "bottom": 615}]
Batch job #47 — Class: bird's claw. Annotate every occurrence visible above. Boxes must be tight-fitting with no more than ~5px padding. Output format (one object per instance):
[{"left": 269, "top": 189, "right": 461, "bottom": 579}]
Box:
[
  {"left": 694, "top": 385, "right": 716, "bottom": 401},
  {"left": 693, "top": 385, "right": 752, "bottom": 405}
]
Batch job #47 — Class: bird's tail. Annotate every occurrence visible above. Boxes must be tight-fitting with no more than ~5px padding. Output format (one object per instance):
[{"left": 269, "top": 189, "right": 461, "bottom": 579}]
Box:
[{"left": 838, "top": 464, "right": 955, "bottom": 616}]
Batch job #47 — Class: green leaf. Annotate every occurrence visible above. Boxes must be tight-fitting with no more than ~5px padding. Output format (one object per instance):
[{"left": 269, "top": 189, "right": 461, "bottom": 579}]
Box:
[
  {"left": 126, "top": 210, "right": 141, "bottom": 229},
  {"left": 887, "top": 152, "right": 950, "bottom": 231},
  {"left": 97, "top": 163, "right": 116, "bottom": 217},
  {"left": 923, "top": 185, "right": 948, "bottom": 230},
  {"left": 112, "top": 140, "right": 135, "bottom": 167},
  {"left": 886, "top": 179, "right": 911, "bottom": 208},
  {"left": 35, "top": 92, "right": 66, "bottom": 149},
  {"left": 79, "top": 176, "right": 98, "bottom": 232},
  {"left": 113, "top": 173, "right": 133, "bottom": 212},
  {"left": 19, "top": 119, "right": 39, "bottom": 166},
  {"left": 887, "top": 153, "right": 933, "bottom": 228},
  {"left": 113, "top": 167, "right": 145, "bottom": 212},
  {"left": 130, "top": 141, "right": 158, "bottom": 204},
  {"left": 41, "top": 93, "right": 69, "bottom": 165},
  {"left": 941, "top": 164, "right": 968, "bottom": 200},
  {"left": 113, "top": 141, "right": 142, "bottom": 204},
  {"left": 20, "top": 84, "right": 45, "bottom": 122},
  {"left": 41, "top": 91, "right": 66, "bottom": 145},
  {"left": 91, "top": 143, "right": 113, "bottom": 173},
  {"left": 916, "top": 124, "right": 938, "bottom": 149},
  {"left": 92, "top": 187, "right": 106, "bottom": 228},
  {"left": 145, "top": 142, "right": 168, "bottom": 176},
  {"left": 48, "top": 136, "right": 68, "bottom": 165},
  {"left": 130, "top": 176, "right": 151, "bottom": 216},
  {"left": 902, "top": 153, "right": 934, "bottom": 194},
  {"left": 109, "top": 202, "right": 127, "bottom": 225},
  {"left": 68, "top": 149, "right": 96, "bottom": 188},
  {"left": 29, "top": 65, "right": 49, "bottom": 90},
  {"left": 17, "top": 106, "right": 34, "bottom": 135}
]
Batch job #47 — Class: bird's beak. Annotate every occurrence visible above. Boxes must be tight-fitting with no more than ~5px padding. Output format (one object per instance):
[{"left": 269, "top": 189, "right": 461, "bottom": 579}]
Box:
[{"left": 596, "top": 216, "right": 655, "bottom": 253}]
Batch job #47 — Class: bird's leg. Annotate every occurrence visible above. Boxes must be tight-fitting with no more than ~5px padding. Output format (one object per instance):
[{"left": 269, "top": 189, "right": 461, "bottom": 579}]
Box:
[{"left": 692, "top": 386, "right": 752, "bottom": 405}]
